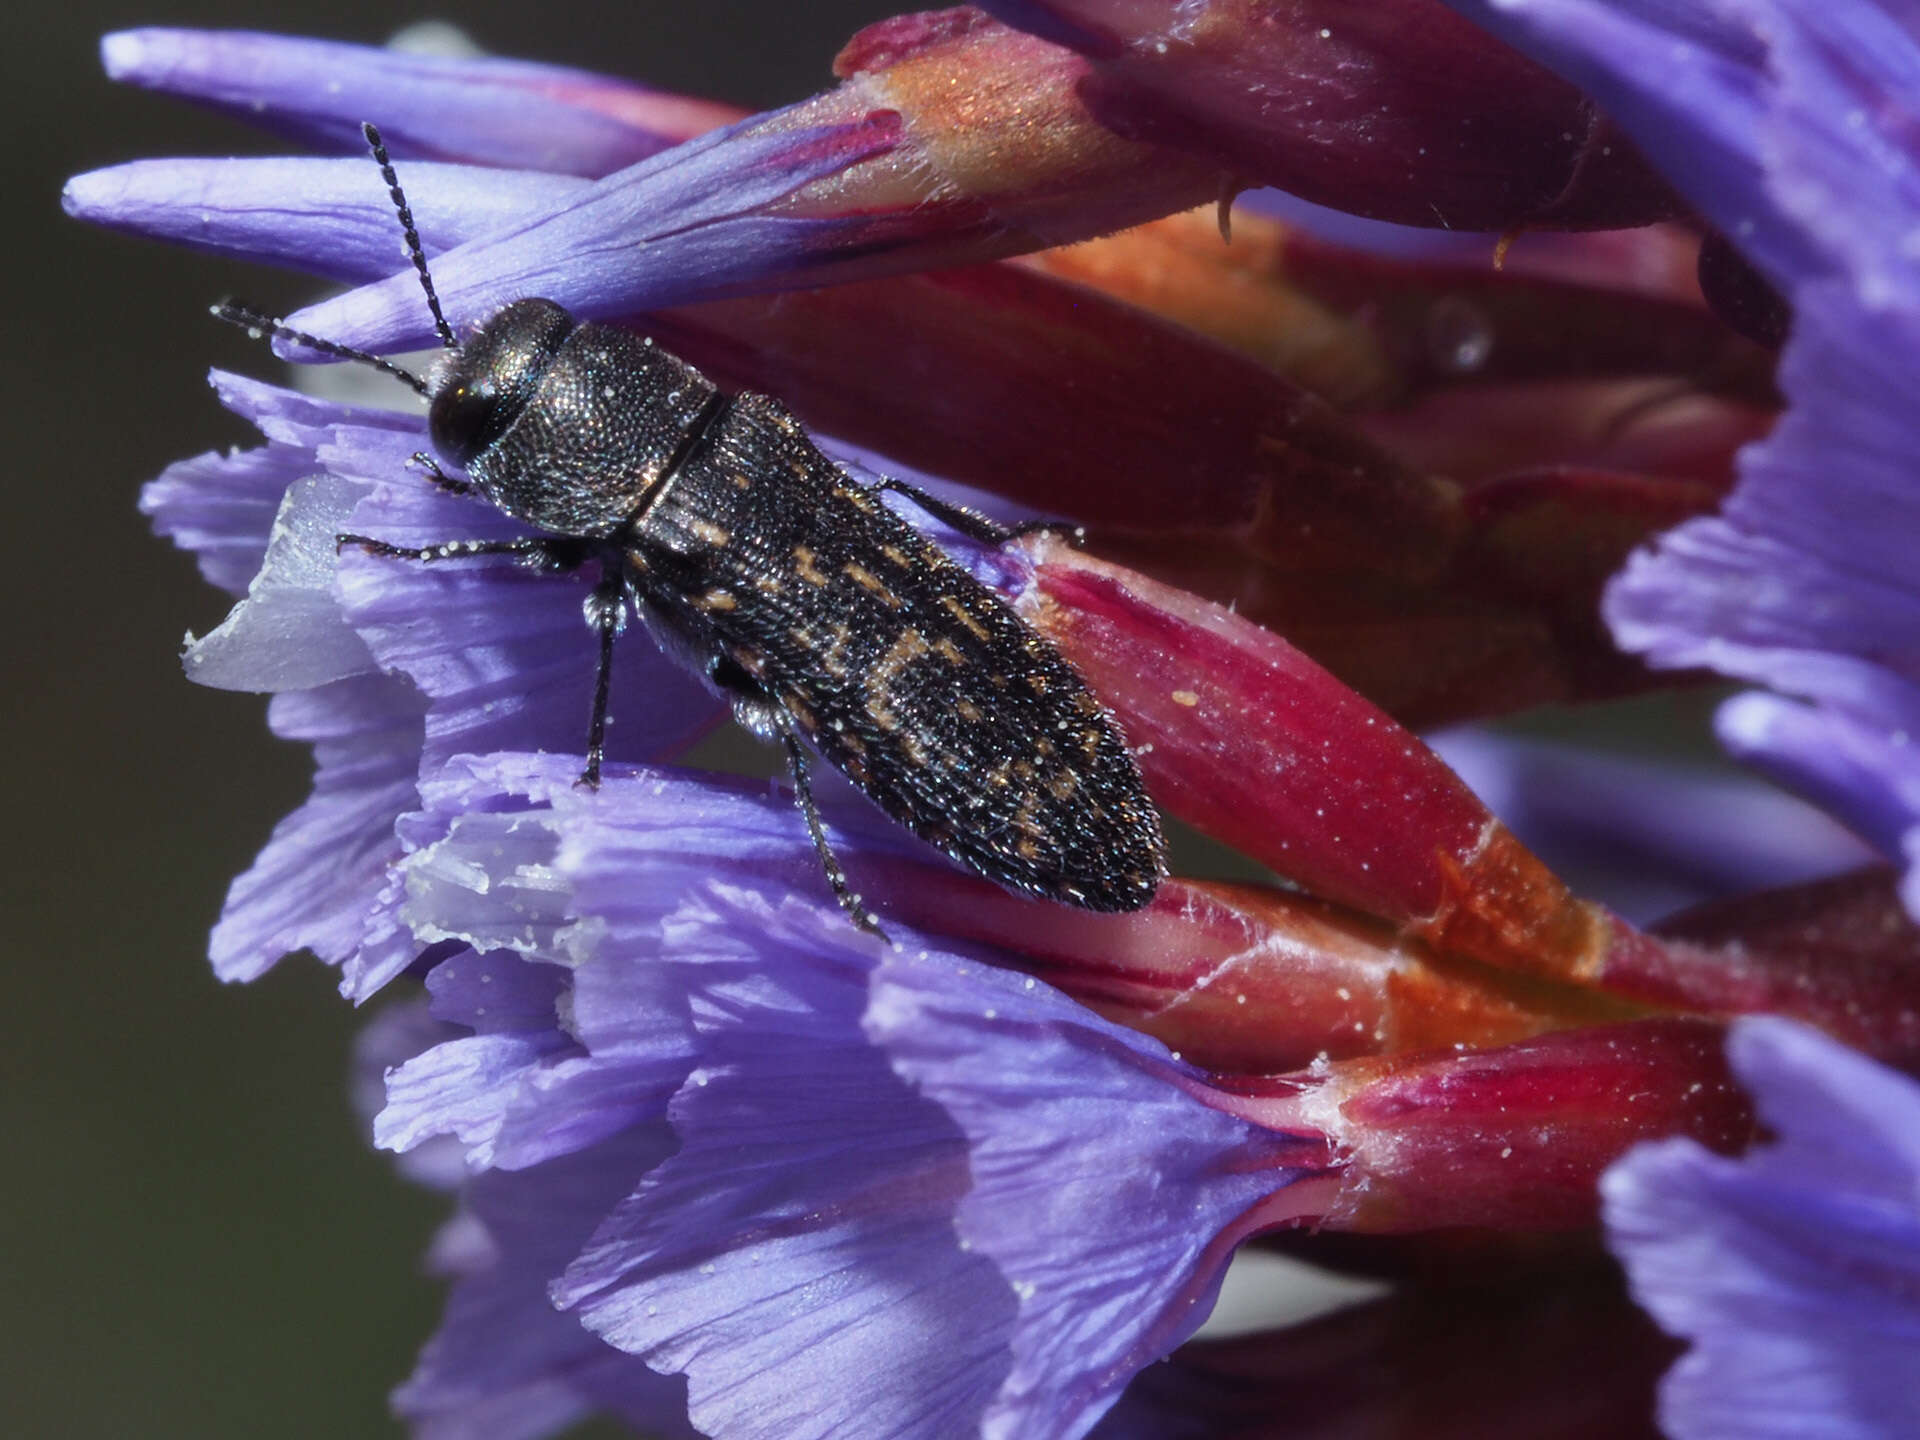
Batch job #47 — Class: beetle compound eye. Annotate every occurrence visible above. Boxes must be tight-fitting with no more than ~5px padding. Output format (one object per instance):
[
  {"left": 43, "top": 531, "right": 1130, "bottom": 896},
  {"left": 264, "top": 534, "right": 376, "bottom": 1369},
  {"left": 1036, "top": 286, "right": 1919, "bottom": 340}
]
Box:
[{"left": 428, "top": 298, "right": 575, "bottom": 465}]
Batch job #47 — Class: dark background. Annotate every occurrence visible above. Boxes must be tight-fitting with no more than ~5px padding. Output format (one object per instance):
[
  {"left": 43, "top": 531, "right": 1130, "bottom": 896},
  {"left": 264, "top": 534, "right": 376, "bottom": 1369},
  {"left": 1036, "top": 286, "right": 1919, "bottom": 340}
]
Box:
[{"left": 10, "top": 5, "right": 894, "bottom": 1435}]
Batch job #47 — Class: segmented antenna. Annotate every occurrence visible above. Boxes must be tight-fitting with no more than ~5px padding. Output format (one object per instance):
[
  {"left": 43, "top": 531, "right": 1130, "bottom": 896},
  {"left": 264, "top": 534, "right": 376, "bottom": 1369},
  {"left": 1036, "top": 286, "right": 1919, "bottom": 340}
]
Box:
[
  {"left": 208, "top": 301, "right": 430, "bottom": 397},
  {"left": 362, "top": 121, "right": 458, "bottom": 351}
]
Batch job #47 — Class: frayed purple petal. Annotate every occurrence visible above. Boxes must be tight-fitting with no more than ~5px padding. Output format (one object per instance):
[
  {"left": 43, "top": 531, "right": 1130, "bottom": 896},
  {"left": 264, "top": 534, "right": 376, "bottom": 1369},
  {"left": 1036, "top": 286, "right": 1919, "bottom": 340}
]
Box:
[
  {"left": 284, "top": 109, "right": 903, "bottom": 356},
  {"left": 422, "top": 947, "right": 569, "bottom": 1035},
  {"left": 333, "top": 472, "right": 724, "bottom": 775},
  {"left": 209, "top": 674, "right": 424, "bottom": 983},
  {"left": 140, "top": 437, "right": 310, "bottom": 596},
  {"left": 379, "top": 1032, "right": 577, "bottom": 1171},
  {"left": 869, "top": 947, "right": 1321, "bottom": 1440},
  {"left": 368, "top": 758, "right": 713, "bottom": 1168},
  {"left": 63, "top": 157, "right": 585, "bottom": 282},
  {"left": 1610, "top": 295, "right": 1920, "bottom": 670},
  {"left": 100, "top": 28, "right": 696, "bottom": 177},
  {"left": 394, "top": 1125, "right": 696, "bottom": 1440},
  {"left": 1717, "top": 692, "right": 1920, "bottom": 890},
  {"left": 1606, "top": 285, "right": 1920, "bottom": 903},
  {"left": 1603, "top": 1017, "right": 1920, "bottom": 1440},
  {"left": 555, "top": 888, "right": 1018, "bottom": 1440},
  {"left": 1720, "top": 0, "right": 1920, "bottom": 309},
  {"left": 183, "top": 473, "right": 379, "bottom": 692},
  {"left": 1441, "top": 0, "right": 1826, "bottom": 287},
  {"left": 1431, "top": 728, "right": 1877, "bottom": 923},
  {"left": 353, "top": 998, "right": 469, "bottom": 1191},
  {"left": 212, "top": 367, "right": 427, "bottom": 449},
  {"left": 377, "top": 954, "right": 579, "bottom": 1174},
  {"left": 139, "top": 369, "right": 419, "bottom": 594}
]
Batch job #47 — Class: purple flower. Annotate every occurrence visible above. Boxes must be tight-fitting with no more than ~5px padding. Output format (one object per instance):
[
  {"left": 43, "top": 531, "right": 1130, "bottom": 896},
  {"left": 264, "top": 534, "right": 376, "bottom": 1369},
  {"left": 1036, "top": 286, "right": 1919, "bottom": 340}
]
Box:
[
  {"left": 99, "top": 27, "right": 738, "bottom": 175},
  {"left": 1603, "top": 1018, "right": 1920, "bottom": 1439},
  {"left": 1434, "top": 0, "right": 1920, "bottom": 917},
  {"left": 75, "top": 14, "right": 1920, "bottom": 1440}
]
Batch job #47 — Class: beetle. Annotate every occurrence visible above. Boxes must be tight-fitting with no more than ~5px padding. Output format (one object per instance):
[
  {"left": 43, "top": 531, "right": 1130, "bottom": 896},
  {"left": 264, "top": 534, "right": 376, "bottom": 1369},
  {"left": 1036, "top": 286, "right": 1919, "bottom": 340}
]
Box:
[{"left": 216, "top": 123, "right": 1165, "bottom": 937}]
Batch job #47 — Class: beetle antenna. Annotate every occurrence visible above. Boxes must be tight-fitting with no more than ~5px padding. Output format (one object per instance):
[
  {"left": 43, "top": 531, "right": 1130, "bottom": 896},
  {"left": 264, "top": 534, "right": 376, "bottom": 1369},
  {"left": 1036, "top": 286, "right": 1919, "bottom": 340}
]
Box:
[
  {"left": 209, "top": 300, "right": 430, "bottom": 398},
  {"left": 362, "top": 120, "right": 457, "bottom": 351}
]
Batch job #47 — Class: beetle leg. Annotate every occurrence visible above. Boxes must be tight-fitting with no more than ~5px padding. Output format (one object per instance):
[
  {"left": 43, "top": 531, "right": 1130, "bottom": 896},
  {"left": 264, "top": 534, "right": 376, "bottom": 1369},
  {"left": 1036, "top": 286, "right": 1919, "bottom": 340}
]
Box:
[
  {"left": 775, "top": 717, "right": 889, "bottom": 943},
  {"left": 408, "top": 451, "right": 475, "bottom": 497},
  {"left": 578, "top": 566, "right": 629, "bottom": 789},
  {"left": 866, "top": 478, "right": 1084, "bottom": 549}
]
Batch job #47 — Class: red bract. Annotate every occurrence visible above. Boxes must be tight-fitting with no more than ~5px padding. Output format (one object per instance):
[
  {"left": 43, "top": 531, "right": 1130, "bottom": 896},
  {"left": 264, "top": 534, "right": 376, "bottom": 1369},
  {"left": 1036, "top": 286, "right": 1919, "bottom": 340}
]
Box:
[
  {"left": 870, "top": 870, "right": 1610, "bottom": 1072},
  {"left": 1226, "top": 1019, "right": 1752, "bottom": 1232},
  {"left": 975, "top": 0, "right": 1683, "bottom": 228},
  {"left": 1015, "top": 543, "right": 1920, "bottom": 1069},
  {"left": 783, "top": 6, "right": 1223, "bottom": 258},
  {"left": 1023, "top": 208, "right": 1776, "bottom": 411}
]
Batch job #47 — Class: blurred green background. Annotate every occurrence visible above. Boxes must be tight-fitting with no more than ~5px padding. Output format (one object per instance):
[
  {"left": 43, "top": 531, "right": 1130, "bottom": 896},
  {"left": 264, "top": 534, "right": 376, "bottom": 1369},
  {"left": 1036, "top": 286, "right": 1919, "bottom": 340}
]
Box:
[{"left": 9, "top": 4, "right": 892, "bottom": 1435}]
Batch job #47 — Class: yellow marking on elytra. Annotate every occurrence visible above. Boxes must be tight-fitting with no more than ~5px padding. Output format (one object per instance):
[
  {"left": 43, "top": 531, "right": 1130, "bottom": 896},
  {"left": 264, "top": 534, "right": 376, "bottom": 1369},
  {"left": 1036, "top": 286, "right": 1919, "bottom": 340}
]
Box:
[
  {"left": 881, "top": 544, "right": 914, "bottom": 568},
  {"left": 697, "top": 589, "right": 738, "bottom": 612},
  {"left": 822, "top": 623, "right": 854, "bottom": 679},
  {"left": 843, "top": 561, "right": 901, "bottom": 607},
  {"left": 793, "top": 545, "right": 830, "bottom": 587},
  {"left": 689, "top": 519, "right": 731, "bottom": 547},
  {"left": 871, "top": 628, "right": 931, "bottom": 695},
  {"left": 940, "top": 595, "right": 992, "bottom": 641},
  {"left": 955, "top": 698, "right": 983, "bottom": 724},
  {"left": 1026, "top": 672, "right": 1051, "bottom": 695},
  {"left": 730, "top": 471, "right": 752, "bottom": 489},
  {"left": 933, "top": 636, "right": 966, "bottom": 665},
  {"left": 1081, "top": 728, "right": 1104, "bottom": 757},
  {"left": 788, "top": 625, "right": 816, "bottom": 650},
  {"left": 1048, "top": 772, "right": 1078, "bottom": 801},
  {"left": 754, "top": 573, "right": 784, "bottom": 595}
]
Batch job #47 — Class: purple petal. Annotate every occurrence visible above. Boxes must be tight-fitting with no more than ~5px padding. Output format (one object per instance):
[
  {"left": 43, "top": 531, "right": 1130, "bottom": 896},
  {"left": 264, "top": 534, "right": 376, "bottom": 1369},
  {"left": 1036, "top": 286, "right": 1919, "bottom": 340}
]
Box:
[
  {"left": 332, "top": 475, "right": 724, "bottom": 772},
  {"left": 100, "top": 28, "right": 711, "bottom": 176},
  {"left": 1721, "top": 0, "right": 1920, "bottom": 310},
  {"left": 1610, "top": 297, "right": 1920, "bottom": 675},
  {"left": 394, "top": 1125, "right": 697, "bottom": 1440},
  {"left": 283, "top": 109, "right": 903, "bottom": 356},
  {"left": 371, "top": 757, "right": 709, "bottom": 1169},
  {"left": 139, "top": 369, "right": 420, "bottom": 593},
  {"left": 555, "top": 888, "right": 1018, "bottom": 1440},
  {"left": 140, "top": 435, "right": 311, "bottom": 596},
  {"left": 869, "top": 947, "right": 1324, "bottom": 1440},
  {"left": 64, "top": 157, "right": 586, "bottom": 282},
  {"left": 208, "top": 674, "right": 423, "bottom": 983},
  {"left": 183, "top": 472, "right": 380, "bottom": 692},
  {"left": 1607, "top": 287, "right": 1920, "bottom": 904},
  {"left": 352, "top": 997, "right": 469, "bottom": 1191},
  {"left": 1603, "top": 1017, "right": 1920, "bottom": 1440},
  {"left": 1430, "top": 728, "right": 1877, "bottom": 923},
  {"left": 375, "top": 947, "right": 580, "bottom": 1172},
  {"left": 1717, "top": 692, "right": 1920, "bottom": 915}
]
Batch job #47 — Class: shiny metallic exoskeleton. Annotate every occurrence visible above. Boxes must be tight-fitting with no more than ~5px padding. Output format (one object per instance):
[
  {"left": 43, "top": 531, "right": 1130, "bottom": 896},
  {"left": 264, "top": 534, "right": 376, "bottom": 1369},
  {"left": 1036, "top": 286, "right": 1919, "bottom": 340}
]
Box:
[{"left": 217, "top": 124, "right": 1165, "bottom": 937}]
